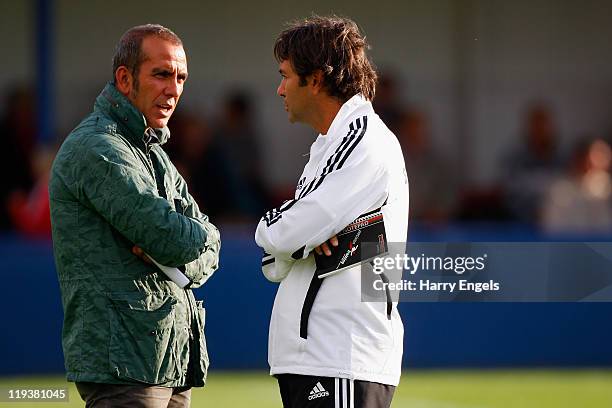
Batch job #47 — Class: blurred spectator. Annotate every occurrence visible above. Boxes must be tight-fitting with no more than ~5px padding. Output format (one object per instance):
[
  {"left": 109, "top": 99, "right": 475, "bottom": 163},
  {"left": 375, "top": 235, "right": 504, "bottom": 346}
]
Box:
[
  {"left": 396, "top": 108, "right": 458, "bottom": 223},
  {"left": 502, "top": 103, "right": 563, "bottom": 223},
  {"left": 166, "top": 110, "right": 211, "bottom": 191},
  {"left": 208, "top": 89, "right": 270, "bottom": 220},
  {"left": 454, "top": 186, "right": 513, "bottom": 221},
  {"left": 0, "top": 86, "right": 37, "bottom": 230},
  {"left": 166, "top": 110, "right": 234, "bottom": 217},
  {"left": 373, "top": 70, "right": 403, "bottom": 134},
  {"left": 7, "top": 146, "right": 54, "bottom": 237},
  {"left": 167, "top": 90, "right": 270, "bottom": 222},
  {"left": 541, "top": 138, "right": 612, "bottom": 234}
]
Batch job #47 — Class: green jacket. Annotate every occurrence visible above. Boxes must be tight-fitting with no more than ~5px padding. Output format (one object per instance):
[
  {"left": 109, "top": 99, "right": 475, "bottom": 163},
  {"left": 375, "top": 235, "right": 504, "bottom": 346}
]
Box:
[{"left": 49, "top": 83, "right": 220, "bottom": 387}]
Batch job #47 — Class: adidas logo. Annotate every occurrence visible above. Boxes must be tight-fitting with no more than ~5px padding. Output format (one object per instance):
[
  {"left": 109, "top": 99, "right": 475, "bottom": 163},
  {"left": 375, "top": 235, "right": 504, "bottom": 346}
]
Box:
[{"left": 308, "top": 382, "right": 330, "bottom": 401}]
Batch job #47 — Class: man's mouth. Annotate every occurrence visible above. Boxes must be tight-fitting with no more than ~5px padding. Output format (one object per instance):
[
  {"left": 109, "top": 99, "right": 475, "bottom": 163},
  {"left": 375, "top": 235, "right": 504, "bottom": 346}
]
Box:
[{"left": 157, "top": 103, "right": 173, "bottom": 115}]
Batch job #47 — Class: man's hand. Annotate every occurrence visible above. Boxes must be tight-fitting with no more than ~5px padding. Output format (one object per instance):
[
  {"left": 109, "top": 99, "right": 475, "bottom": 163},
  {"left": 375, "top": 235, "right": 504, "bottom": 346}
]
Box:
[
  {"left": 132, "top": 245, "right": 153, "bottom": 264},
  {"left": 314, "top": 235, "right": 338, "bottom": 256}
]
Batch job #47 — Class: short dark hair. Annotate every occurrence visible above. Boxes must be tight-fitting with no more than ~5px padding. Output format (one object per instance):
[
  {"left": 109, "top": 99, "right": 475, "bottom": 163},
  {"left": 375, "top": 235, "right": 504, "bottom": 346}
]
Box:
[
  {"left": 274, "top": 15, "right": 377, "bottom": 102},
  {"left": 112, "top": 24, "right": 183, "bottom": 81}
]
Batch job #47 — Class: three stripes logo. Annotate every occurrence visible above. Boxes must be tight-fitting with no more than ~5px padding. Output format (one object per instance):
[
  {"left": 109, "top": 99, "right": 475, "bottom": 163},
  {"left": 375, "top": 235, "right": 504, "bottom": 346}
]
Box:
[
  {"left": 263, "top": 199, "right": 297, "bottom": 227},
  {"left": 308, "top": 382, "right": 330, "bottom": 400},
  {"left": 297, "top": 177, "right": 306, "bottom": 190}
]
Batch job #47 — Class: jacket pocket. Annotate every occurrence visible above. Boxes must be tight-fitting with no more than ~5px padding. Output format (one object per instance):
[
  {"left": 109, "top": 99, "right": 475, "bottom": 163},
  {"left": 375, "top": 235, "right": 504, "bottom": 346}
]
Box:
[
  {"left": 108, "top": 298, "right": 180, "bottom": 384},
  {"left": 195, "top": 300, "right": 209, "bottom": 383}
]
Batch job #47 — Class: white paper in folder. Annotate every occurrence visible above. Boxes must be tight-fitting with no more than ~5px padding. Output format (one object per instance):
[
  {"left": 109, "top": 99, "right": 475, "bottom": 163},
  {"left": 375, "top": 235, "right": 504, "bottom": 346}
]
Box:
[{"left": 146, "top": 253, "right": 191, "bottom": 288}]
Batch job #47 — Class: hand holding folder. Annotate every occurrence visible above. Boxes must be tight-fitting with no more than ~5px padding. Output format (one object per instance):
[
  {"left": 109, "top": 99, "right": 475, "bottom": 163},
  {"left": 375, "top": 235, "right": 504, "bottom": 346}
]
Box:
[{"left": 314, "top": 208, "right": 388, "bottom": 278}]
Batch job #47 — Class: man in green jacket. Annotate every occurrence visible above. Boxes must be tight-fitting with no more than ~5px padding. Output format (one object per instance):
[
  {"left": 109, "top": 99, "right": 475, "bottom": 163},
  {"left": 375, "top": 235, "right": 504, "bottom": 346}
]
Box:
[{"left": 49, "top": 24, "right": 220, "bottom": 407}]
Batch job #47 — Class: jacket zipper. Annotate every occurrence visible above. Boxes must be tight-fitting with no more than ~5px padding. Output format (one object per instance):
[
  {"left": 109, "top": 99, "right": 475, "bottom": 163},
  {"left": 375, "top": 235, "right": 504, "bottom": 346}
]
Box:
[
  {"left": 185, "top": 290, "right": 200, "bottom": 384},
  {"left": 142, "top": 130, "right": 202, "bottom": 384},
  {"left": 140, "top": 132, "right": 157, "bottom": 183},
  {"left": 143, "top": 132, "right": 168, "bottom": 200}
]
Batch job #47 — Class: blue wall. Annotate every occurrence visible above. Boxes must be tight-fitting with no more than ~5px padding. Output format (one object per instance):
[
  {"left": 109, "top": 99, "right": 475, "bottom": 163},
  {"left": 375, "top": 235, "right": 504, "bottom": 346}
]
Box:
[{"left": 1, "top": 226, "right": 612, "bottom": 376}]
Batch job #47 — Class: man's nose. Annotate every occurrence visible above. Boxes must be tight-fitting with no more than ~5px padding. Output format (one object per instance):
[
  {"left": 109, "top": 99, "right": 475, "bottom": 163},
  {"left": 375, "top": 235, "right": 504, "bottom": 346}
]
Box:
[
  {"left": 277, "top": 83, "right": 284, "bottom": 97},
  {"left": 166, "top": 80, "right": 181, "bottom": 97}
]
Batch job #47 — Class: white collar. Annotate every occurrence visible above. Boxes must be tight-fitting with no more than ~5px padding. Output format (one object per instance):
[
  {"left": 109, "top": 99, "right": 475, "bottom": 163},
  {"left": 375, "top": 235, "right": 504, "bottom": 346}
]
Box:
[{"left": 320, "top": 94, "right": 370, "bottom": 142}]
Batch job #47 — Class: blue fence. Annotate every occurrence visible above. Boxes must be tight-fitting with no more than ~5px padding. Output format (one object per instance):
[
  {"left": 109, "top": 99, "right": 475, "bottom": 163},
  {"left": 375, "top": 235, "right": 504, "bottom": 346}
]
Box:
[{"left": 2, "top": 225, "right": 612, "bottom": 376}]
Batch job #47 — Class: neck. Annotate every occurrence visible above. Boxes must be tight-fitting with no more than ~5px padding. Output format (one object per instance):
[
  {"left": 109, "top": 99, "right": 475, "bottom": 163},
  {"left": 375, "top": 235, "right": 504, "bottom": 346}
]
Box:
[{"left": 311, "top": 97, "right": 343, "bottom": 135}]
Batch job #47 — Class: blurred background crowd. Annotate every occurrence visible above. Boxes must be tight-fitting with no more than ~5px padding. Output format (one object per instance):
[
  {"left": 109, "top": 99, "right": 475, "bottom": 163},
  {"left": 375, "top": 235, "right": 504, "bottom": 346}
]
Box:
[{"left": 2, "top": 78, "right": 611, "bottom": 238}]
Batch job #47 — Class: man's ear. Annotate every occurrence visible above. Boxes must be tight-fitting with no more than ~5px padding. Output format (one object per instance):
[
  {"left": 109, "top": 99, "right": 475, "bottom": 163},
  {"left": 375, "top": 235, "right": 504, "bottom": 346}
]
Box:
[
  {"left": 114, "top": 66, "right": 133, "bottom": 96},
  {"left": 310, "top": 70, "right": 325, "bottom": 95}
]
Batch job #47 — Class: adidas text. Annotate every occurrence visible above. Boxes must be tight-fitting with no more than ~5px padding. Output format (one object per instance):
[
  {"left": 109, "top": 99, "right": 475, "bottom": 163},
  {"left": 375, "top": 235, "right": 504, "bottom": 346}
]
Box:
[{"left": 308, "top": 383, "right": 330, "bottom": 400}]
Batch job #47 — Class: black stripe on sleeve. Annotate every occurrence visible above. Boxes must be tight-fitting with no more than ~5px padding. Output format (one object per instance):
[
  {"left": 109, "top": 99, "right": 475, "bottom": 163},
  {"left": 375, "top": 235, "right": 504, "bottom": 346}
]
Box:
[
  {"left": 319, "top": 122, "right": 358, "bottom": 177},
  {"left": 264, "top": 199, "right": 298, "bottom": 227},
  {"left": 336, "top": 116, "right": 367, "bottom": 170},
  {"left": 262, "top": 257, "right": 275, "bottom": 266},
  {"left": 291, "top": 245, "right": 306, "bottom": 260},
  {"left": 305, "top": 116, "right": 368, "bottom": 195}
]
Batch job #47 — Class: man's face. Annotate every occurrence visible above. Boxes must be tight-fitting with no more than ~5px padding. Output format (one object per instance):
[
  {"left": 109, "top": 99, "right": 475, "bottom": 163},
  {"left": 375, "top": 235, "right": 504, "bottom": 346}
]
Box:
[
  {"left": 277, "top": 59, "right": 311, "bottom": 124},
  {"left": 128, "top": 36, "right": 188, "bottom": 128}
]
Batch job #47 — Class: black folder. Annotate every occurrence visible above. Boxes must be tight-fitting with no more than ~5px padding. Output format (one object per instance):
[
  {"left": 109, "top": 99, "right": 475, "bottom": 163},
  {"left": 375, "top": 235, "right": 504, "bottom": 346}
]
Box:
[{"left": 315, "top": 208, "right": 388, "bottom": 278}]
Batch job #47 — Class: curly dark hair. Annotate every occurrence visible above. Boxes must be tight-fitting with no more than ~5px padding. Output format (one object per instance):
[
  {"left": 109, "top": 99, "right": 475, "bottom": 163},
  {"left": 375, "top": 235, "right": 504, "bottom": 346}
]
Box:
[{"left": 274, "top": 15, "right": 377, "bottom": 102}]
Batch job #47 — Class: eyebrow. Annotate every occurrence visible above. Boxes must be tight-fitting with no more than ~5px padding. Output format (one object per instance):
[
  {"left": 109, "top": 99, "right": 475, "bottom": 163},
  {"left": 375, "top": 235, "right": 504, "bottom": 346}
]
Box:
[
  {"left": 152, "top": 67, "right": 173, "bottom": 74},
  {"left": 152, "top": 67, "right": 188, "bottom": 78}
]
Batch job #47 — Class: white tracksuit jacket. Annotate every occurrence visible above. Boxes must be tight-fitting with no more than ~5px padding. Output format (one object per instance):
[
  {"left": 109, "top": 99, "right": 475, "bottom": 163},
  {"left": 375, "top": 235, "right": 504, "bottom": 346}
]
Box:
[{"left": 255, "top": 94, "right": 409, "bottom": 386}]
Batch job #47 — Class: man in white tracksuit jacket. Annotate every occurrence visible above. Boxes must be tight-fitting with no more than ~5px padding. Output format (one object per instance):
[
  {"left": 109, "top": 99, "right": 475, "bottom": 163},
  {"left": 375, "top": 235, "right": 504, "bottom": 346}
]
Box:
[{"left": 255, "top": 16, "right": 409, "bottom": 408}]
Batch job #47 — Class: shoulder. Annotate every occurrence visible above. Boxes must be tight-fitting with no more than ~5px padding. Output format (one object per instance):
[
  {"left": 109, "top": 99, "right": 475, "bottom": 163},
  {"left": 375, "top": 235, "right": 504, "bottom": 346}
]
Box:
[
  {"left": 56, "top": 116, "right": 138, "bottom": 176},
  {"left": 338, "top": 109, "right": 397, "bottom": 162}
]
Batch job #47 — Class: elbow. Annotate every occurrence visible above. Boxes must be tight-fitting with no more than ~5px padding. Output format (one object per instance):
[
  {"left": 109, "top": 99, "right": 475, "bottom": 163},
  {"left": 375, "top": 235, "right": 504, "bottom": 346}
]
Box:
[{"left": 255, "top": 230, "right": 302, "bottom": 259}]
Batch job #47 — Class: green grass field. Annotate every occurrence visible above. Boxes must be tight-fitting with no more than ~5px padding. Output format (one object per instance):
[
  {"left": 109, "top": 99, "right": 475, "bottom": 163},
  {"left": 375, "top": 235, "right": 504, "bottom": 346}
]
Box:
[{"left": 1, "top": 370, "right": 611, "bottom": 407}]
